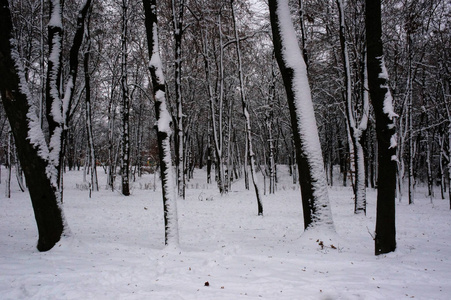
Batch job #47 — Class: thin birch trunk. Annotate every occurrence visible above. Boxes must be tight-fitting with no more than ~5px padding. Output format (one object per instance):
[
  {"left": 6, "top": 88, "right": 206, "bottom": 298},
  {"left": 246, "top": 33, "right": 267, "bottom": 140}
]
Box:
[
  {"left": 172, "top": 0, "right": 186, "bottom": 199},
  {"left": 336, "top": 0, "right": 368, "bottom": 214},
  {"left": 120, "top": 0, "right": 130, "bottom": 196},
  {"left": 83, "top": 9, "right": 98, "bottom": 192},
  {"left": 232, "top": 0, "right": 263, "bottom": 215}
]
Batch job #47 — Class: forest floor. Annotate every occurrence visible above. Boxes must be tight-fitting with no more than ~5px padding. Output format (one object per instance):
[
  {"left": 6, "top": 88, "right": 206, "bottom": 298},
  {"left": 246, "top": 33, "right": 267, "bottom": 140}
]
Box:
[{"left": 0, "top": 166, "right": 450, "bottom": 299}]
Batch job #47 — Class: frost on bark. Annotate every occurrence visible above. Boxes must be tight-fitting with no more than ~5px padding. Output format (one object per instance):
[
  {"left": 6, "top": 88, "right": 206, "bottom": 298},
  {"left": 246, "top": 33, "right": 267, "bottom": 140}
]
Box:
[
  {"left": 143, "top": 0, "right": 179, "bottom": 246},
  {"left": 366, "top": 0, "right": 397, "bottom": 255},
  {"left": 0, "top": 0, "right": 91, "bottom": 251},
  {"left": 269, "top": 0, "right": 334, "bottom": 230}
]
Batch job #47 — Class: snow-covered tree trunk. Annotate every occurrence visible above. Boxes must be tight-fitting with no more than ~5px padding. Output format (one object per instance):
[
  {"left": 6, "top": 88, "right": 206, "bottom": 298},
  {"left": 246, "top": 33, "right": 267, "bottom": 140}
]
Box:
[
  {"left": 120, "top": 0, "right": 131, "bottom": 196},
  {"left": 143, "top": 0, "right": 179, "bottom": 246},
  {"left": 366, "top": 0, "right": 397, "bottom": 255},
  {"left": 0, "top": 0, "right": 91, "bottom": 251},
  {"left": 269, "top": 0, "right": 334, "bottom": 230},
  {"left": 231, "top": 0, "right": 263, "bottom": 216}
]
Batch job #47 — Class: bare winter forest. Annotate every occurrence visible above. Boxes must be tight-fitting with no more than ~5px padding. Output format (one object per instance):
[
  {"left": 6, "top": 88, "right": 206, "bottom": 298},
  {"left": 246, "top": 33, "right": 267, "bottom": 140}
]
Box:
[{"left": 0, "top": 0, "right": 450, "bottom": 256}]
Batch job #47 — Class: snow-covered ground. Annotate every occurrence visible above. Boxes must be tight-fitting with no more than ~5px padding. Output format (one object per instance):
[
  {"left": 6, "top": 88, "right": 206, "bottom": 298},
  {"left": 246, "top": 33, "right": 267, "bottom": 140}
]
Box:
[{"left": 1, "top": 166, "right": 450, "bottom": 299}]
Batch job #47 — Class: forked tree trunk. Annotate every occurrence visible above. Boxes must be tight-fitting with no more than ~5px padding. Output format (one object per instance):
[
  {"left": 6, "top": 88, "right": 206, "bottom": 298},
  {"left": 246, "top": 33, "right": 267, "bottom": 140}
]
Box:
[{"left": 0, "top": 0, "right": 91, "bottom": 251}]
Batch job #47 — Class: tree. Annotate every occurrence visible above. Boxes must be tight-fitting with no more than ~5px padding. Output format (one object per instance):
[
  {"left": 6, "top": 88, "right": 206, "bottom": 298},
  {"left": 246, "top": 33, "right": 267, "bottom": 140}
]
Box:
[
  {"left": 142, "top": 0, "right": 179, "bottom": 246},
  {"left": 0, "top": 0, "right": 91, "bottom": 251},
  {"left": 365, "top": 0, "right": 397, "bottom": 255},
  {"left": 336, "top": 0, "right": 369, "bottom": 214},
  {"left": 121, "top": 0, "right": 131, "bottom": 196},
  {"left": 268, "top": 0, "right": 334, "bottom": 231},
  {"left": 83, "top": 6, "right": 99, "bottom": 193},
  {"left": 172, "top": 0, "right": 186, "bottom": 199},
  {"left": 231, "top": 0, "right": 263, "bottom": 216}
]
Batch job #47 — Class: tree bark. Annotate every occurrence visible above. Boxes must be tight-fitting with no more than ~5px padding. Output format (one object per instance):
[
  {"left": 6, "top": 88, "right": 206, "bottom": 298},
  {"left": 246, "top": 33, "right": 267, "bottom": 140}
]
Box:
[
  {"left": 0, "top": 0, "right": 90, "bottom": 252},
  {"left": 336, "top": 0, "right": 369, "bottom": 214},
  {"left": 172, "top": 0, "right": 186, "bottom": 199},
  {"left": 121, "top": 0, "right": 130, "bottom": 196},
  {"left": 269, "top": 0, "right": 334, "bottom": 230},
  {"left": 365, "top": 0, "right": 397, "bottom": 255},
  {"left": 83, "top": 9, "right": 98, "bottom": 192},
  {"left": 143, "top": 0, "right": 179, "bottom": 246},
  {"left": 231, "top": 0, "right": 263, "bottom": 216}
]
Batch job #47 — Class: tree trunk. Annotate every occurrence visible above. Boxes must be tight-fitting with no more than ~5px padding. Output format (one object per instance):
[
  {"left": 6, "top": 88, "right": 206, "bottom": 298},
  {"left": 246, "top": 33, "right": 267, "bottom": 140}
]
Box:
[
  {"left": 5, "top": 131, "right": 11, "bottom": 198},
  {"left": 143, "top": 0, "right": 179, "bottom": 246},
  {"left": 83, "top": 10, "right": 98, "bottom": 192},
  {"left": 14, "top": 143, "right": 26, "bottom": 192},
  {"left": 366, "top": 0, "right": 397, "bottom": 255},
  {"left": 120, "top": 0, "right": 130, "bottom": 196},
  {"left": 0, "top": 0, "right": 90, "bottom": 251},
  {"left": 172, "top": 0, "right": 186, "bottom": 199},
  {"left": 269, "top": 0, "right": 334, "bottom": 230},
  {"left": 336, "top": 0, "right": 368, "bottom": 214},
  {"left": 231, "top": 0, "right": 263, "bottom": 215}
]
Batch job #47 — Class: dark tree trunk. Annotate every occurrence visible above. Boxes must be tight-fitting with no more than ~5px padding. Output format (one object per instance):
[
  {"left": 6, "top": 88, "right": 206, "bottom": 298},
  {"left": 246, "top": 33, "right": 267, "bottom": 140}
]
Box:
[
  {"left": 0, "top": 4, "right": 64, "bottom": 248},
  {"left": 0, "top": 0, "right": 90, "bottom": 251},
  {"left": 121, "top": 0, "right": 130, "bottom": 196},
  {"left": 366, "top": 0, "right": 397, "bottom": 255}
]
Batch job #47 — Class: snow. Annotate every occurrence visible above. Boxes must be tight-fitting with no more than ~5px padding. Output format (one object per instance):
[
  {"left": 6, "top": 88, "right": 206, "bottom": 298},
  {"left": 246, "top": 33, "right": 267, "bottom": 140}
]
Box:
[
  {"left": 48, "top": 0, "right": 63, "bottom": 28},
  {"left": 161, "top": 137, "right": 180, "bottom": 246},
  {"left": 377, "top": 56, "right": 398, "bottom": 121},
  {"left": 48, "top": 34, "right": 63, "bottom": 124},
  {"left": 1, "top": 166, "right": 450, "bottom": 299},
  {"left": 150, "top": 27, "right": 165, "bottom": 84},
  {"left": 9, "top": 38, "right": 50, "bottom": 163}
]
